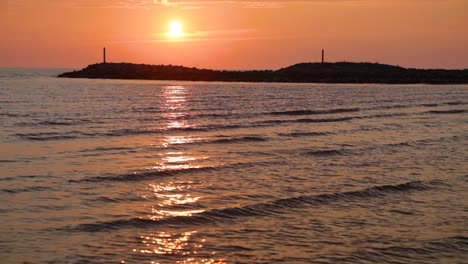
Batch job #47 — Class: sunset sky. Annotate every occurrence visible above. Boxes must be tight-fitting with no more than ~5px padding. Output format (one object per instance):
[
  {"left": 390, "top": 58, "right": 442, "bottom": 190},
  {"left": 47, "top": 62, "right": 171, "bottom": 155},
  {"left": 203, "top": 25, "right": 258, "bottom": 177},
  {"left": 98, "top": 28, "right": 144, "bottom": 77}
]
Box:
[{"left": 1, "top": 0, "right": 467, "bottom": 69}]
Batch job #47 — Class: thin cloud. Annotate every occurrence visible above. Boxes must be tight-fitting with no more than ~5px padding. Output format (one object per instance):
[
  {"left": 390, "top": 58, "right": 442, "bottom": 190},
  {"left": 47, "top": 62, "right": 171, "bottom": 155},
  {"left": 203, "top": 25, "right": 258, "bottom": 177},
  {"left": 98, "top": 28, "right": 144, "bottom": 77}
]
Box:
[
  {"left": 153, "top": 28, "right": 257, "bottom": 38},
  {"left": 4, "top": 0, "right": 359, "bottom": 9},
  {"left": 109, "top": 35, "right": 295, "bottom": 44},
  {"left": 110, "top": 27, "right": 295, "bottom": 44},
  {"left": 152, "top": 28, "right": 262, "bottom": 42},
  {"left": 152, "top": 0, "right": 349, "bottom": 9},
  {"left": 59, "top": 0, "right": 356, "bottom": 9}
]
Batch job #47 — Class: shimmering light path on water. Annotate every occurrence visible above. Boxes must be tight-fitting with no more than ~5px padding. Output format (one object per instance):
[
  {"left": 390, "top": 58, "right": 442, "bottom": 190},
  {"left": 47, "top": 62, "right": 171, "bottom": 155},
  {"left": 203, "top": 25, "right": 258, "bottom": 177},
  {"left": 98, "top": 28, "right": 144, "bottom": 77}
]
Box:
[{"left": 0, "top": 69, "right": 467, "bottom": 263}]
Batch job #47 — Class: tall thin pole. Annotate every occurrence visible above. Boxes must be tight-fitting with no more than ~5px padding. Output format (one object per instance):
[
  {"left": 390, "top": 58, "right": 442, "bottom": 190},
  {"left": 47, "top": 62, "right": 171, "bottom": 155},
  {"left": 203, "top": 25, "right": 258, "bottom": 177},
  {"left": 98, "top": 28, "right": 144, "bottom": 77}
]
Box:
[
  {"left": 103, "top": 47, "right": 106, "bottom": 64},
  {"left": 321, "top": 49, "right": 324, "bottom": 63}
]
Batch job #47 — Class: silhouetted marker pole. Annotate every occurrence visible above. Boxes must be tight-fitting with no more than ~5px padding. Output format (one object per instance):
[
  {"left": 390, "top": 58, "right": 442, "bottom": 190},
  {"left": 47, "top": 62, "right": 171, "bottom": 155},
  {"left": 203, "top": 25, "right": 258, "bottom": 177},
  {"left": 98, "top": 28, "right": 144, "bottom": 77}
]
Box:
[
  {"left": 103, "top": 47, "right": 106, "bottom": 64},
  {"left": 322, "top": 49, "right": 325, "bottom": 63}
]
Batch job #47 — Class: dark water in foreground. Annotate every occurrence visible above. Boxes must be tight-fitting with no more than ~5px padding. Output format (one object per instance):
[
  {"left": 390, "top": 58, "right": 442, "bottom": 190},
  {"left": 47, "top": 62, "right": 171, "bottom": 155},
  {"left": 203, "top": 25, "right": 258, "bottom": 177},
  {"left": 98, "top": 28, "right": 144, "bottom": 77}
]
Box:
[{"left": 1, "top": 69, "right": 467, "bottom": 263}]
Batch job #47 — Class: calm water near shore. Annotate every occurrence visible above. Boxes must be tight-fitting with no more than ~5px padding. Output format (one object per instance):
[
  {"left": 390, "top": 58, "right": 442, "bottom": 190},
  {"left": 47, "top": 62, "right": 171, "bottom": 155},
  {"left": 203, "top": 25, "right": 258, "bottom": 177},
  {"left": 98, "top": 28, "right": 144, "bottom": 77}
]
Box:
[{"left": 1, "top": 69, "right": 467, "bottom": 263}]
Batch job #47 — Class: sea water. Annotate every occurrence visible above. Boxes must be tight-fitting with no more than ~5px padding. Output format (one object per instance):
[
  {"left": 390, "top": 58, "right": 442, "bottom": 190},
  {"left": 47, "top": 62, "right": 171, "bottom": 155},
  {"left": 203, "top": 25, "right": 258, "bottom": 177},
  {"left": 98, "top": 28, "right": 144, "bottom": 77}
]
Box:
[{"left": 1, "top": 69, "right": 467, "bottom": 263}]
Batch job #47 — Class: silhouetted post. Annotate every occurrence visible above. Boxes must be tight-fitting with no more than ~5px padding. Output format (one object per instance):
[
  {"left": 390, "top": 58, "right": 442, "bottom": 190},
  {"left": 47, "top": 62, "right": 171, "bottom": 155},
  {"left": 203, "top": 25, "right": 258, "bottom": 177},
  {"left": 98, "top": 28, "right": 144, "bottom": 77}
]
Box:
[
  {"left": 103, "top": 47, "right": 106, "bottom": 64},
  {"left": 322, "top": 49, "right": 324, "bottom": 63}
]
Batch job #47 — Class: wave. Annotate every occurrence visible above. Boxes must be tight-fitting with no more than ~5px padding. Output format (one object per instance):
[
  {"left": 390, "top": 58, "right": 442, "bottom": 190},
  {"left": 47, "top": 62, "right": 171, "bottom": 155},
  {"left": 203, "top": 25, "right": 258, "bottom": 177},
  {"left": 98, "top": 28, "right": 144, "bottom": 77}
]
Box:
[
  {"left": 294, "top": 117, "right": 354, "bottom": 123},
  {"left": 305, "top": 149, "right": 353, "bottom": 156},
  {"left": 71, "top": 166, "right": 219, "bottom": 183},
  {"left": 367, "top": 104, "right": 408, "bottom": 110},
  {"left": 143, "top": 102, "right": 467, "bottom": 121},
  {"left": 307, "top": 134, "right": 466, "bottom": 157},
  {"left": 15, "top": 132, "right": 80, "bottom": 141},
  {"left": 3, "top": 114, "right": 347, "bottom": 142},
  {"left": 12, "top": 105, "right": 465, "bottom": 142},
  {"left": 427, "top": 109, "right": 467, "bottom": 114},
  {"left": 278, "top": 126, "right": 383, "bottom": 139},
  {"left": 257, "top": 117, "right": 353, "bottom": 125},
  {"left": 71, "top": 160, "right": 283, "bottom": 183},
  {"left": 0, "top": 175, "right": 52, "bottom": 181},
  {"left": 103, "top": 124, "right": 245, "bottom": 137},
  {"left": 388, "top": 209, "right": 423, "bottom": 215},
  {"left": 161, "top": 135, "right": 269, "bottom": 147},
  {"left": 77, "top": 146, "right": 134, "bottom": 153},
  {"left": 15, "top": 118, "right": 103, "bottom": 127},
  {"left": 210, "top": 136, "right": 268, "bottom": 144},
  {"left": 445, "top": 101, "right": 466, "bottom": 106},
  {"left": 0, "top": 159, "right": 18, "bottom": 163},
  {"left": 0, "top": 100, "right": 30, "bottom": 104},
  {"left": 70, "top": 137, "right": 267, "bottom": 155},
  {"left": 38, "top": 121, "right": 75, "bottom": 126},
  {"left": 379, "top": 135, "right": 468, "bottom": 155},
  {"left": 191, "top": 112, "right": 251, "bottom": 119},
  {"left": 278, "top": 131, "right": 331, "bottom": 137},
  {"left": 131, "top": 107, "right": 163, "bottom": 114},
  {"left": 1, "top": 186, "right": 53, "bottom": 194},
  {"left": 269, "top": 108, "right": 360, "bottom": 116},
  {"left": 10, "top": 123, "right": 257, "bottom": 141},
  {"left": 333, "top": 236, "right": 468, "bottom": 263},
  {"left": 12, "top": 125, "right": 242, "bottom": 141},
  {"left": 102, "top": 128, "right": 164, "bottom": 137},
  {"left": 362, "top": 101, "right": 466, "bottom": 111},
  {"left": 72, "top": 180, "right": 444, "bottom": 232},
  {"left": 0, "top": 113, "right": 31, "bottom": 118},
  {"left": 84, "top": 195, "right": 148, "bottom": 205},
  {"left": 359, "top": 112, "right": 410, "bottom": 119},
  {"left": 375, "top": 236, "right": 468, "bottom": 256}
]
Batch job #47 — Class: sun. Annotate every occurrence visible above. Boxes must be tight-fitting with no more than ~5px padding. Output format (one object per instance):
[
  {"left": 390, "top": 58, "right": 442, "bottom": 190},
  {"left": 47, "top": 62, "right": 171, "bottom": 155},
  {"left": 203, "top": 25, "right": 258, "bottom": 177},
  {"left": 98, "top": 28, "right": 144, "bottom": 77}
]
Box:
[{"left": 168, "top": 21, "right": 183, "bottom": 37}]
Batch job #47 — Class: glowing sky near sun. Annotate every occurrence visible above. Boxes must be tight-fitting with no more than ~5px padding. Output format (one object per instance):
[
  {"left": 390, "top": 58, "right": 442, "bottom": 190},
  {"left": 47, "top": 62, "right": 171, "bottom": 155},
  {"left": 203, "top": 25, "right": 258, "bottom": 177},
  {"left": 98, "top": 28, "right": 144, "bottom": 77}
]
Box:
[{"left": 1, "top": 0, "right": 467, "bottom": 69}]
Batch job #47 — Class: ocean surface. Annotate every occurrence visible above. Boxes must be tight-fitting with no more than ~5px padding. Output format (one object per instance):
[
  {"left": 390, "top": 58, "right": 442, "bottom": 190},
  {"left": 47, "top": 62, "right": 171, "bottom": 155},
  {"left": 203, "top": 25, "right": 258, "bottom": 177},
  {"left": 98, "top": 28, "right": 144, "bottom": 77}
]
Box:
[{"left": 1, "top": 68, "right": 467, "bottom": 264}]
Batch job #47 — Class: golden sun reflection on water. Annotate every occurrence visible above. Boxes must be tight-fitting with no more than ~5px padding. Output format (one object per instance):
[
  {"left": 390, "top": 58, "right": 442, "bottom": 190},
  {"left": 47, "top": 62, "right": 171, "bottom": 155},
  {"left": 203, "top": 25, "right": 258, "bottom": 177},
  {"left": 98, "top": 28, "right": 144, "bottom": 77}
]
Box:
[
  {"left": 150, "top": 208, "right": 205, "bottom": 219},
  {"left": 130, "top": 85, "right": 226, "bottom": 263},
  {"left": 163, "top": 154, "right": 198, "bottom": 164},
  {"left": 147, "top": 181, "right": 204, "bottom": 220},
  {"left": 161, "top": 85, "right": 195, "bottom": 131},
  {"left": 160, "top": 85, "right": 206, "bottom": 148},
  {"left": 133, "top": 231, "right": 226, "bottom": 264},
  {"left": 161, "top": 136, "right": 204, "bottom": 147},
  {"left": 152, "top": 152, "right": 209, "bottom": 171},
  {"left": 165, "top": 120, "right": 192, "bottom": 129},
  {"left": 150, "top": 85, "right": 208, "bottom": 219}
]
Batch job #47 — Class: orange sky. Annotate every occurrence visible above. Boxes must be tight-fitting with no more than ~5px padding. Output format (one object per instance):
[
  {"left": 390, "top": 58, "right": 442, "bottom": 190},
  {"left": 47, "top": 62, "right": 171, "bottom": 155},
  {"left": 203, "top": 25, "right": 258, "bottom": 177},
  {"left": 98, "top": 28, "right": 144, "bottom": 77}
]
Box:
[{"left": 1, "top": 0, "right": 467, "bottom": 69}]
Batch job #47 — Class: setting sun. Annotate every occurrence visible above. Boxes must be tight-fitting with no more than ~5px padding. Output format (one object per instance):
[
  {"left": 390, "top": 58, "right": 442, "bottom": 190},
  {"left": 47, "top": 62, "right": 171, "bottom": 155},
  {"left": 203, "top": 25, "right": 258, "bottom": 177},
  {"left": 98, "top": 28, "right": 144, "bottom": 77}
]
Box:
[{"left": 168, "top": 21, "right": 183, "bottom": 38}]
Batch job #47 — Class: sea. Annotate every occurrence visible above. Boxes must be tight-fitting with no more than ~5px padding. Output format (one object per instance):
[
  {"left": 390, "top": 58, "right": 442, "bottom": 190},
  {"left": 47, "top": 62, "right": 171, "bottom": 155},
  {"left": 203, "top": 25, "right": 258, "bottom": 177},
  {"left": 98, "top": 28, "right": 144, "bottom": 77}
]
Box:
[{"left": 1, "top": 68, "right": 467, "bottom": 264}]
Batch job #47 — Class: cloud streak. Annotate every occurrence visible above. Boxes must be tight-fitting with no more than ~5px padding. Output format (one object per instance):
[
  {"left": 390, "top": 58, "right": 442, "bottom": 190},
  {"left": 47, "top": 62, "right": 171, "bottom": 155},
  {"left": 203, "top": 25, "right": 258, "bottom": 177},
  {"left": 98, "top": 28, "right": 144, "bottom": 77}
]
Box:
[
  {"left": 4, "top": 0, "right": 358, "bottom": 10},
  {"left": 153, "top": 0, "right": 352, "bottom": 8},
  {"left": 110, "top": 27, "right": 295, "bottom": 44},
  {"left": 64, "top": 0, "right": 353, "bottom": 9}
]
